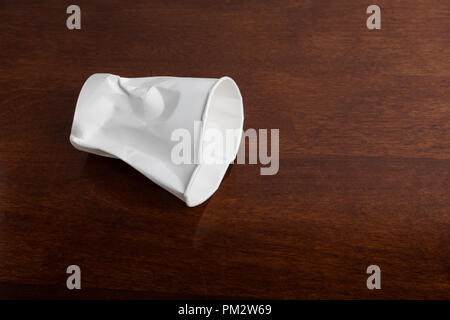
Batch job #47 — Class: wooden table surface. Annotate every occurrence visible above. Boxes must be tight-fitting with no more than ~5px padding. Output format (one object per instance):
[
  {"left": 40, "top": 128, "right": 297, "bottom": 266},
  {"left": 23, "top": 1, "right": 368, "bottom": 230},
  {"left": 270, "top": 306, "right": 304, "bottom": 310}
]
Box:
[{"left": 0, "top": 0, "right": 449, "bottom": 299}]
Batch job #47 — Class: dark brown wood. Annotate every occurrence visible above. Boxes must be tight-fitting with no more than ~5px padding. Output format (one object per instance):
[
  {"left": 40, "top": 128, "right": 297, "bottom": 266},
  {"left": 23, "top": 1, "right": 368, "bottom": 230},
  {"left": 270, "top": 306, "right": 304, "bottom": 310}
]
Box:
[{"left": 0, "top": 0, "right": 449, "bottom": 299}]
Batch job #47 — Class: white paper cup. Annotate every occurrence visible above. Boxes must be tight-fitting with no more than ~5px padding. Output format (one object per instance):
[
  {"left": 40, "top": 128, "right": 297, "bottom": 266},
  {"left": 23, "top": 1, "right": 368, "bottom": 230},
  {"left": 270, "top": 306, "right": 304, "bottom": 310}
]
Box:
[{"left": 70, "top": 73, "right": 244, "bottom": 206}]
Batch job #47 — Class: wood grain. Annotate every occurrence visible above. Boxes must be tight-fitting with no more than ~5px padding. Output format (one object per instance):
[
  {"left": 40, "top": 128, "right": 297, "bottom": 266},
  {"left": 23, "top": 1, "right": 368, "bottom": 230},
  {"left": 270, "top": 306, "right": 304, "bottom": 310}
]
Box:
[{"left": 0, "top": 0, "right": 449, "bottom": 299}]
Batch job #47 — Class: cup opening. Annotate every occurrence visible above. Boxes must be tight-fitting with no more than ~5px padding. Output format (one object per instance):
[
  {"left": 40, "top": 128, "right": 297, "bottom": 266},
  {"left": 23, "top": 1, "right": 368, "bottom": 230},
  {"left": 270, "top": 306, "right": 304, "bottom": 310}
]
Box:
[{"left": 184, "top": 77, "right": 244, "bottom": 207}]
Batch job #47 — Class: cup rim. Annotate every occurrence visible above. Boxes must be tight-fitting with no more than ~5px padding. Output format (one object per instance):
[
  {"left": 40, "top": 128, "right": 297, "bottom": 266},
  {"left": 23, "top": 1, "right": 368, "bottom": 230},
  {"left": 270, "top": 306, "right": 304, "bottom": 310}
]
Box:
[{"left": 184, "top": 76, "right": 244, "bottom": 207}]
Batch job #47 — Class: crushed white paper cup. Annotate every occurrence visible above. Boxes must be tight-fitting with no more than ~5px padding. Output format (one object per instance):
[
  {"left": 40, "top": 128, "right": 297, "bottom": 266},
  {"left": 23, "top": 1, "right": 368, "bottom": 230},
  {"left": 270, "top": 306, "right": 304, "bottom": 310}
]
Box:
[{"left": 69, "top": 74, "right": 244, "bottom": 207}]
